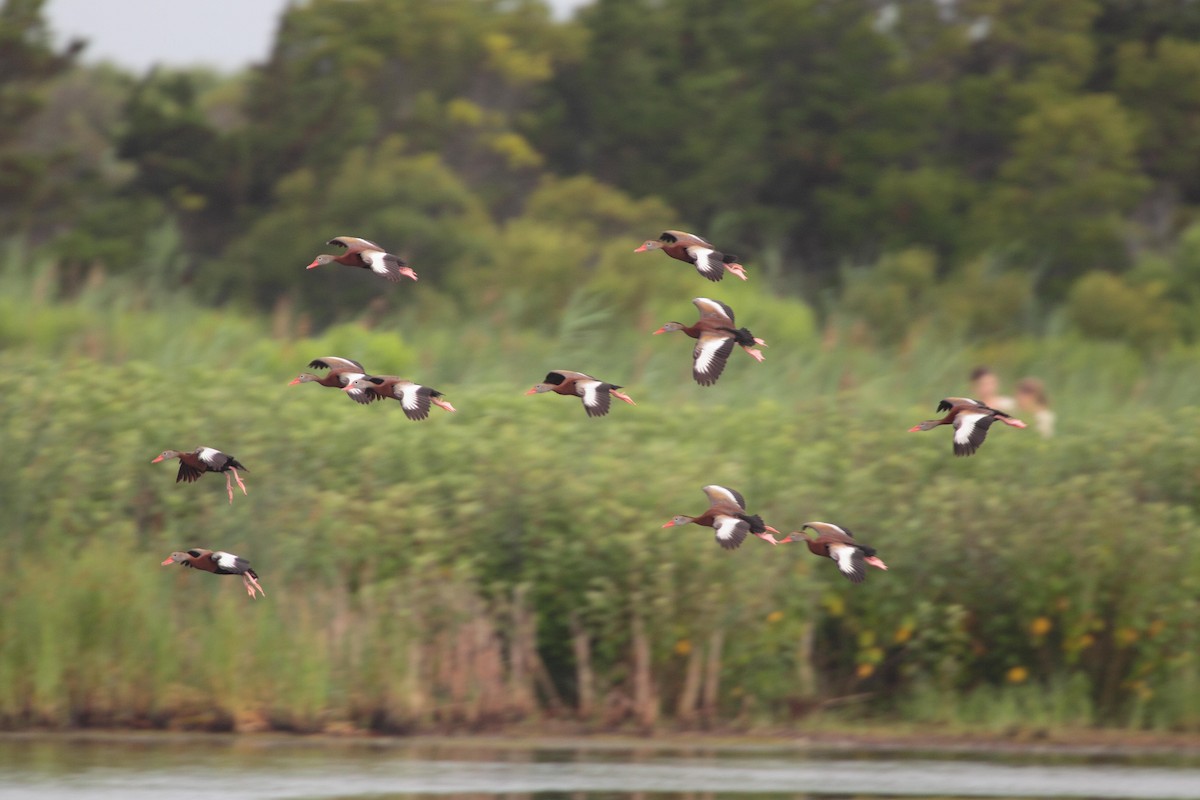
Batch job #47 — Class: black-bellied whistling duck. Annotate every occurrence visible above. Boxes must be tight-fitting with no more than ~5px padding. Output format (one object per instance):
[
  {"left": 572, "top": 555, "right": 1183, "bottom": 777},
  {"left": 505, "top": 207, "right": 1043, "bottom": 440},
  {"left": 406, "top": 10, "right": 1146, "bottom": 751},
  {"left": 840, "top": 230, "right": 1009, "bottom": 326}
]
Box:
[
  {"left": 342, "top": 375, "right": 456, "bottom": 420},
  {"left": 662, "top": 485, "right": 780, "bottom": 550},
  {"left": 152, "top": 447, "right": 248, "bottom": 504},
  {"left": 525, "top": 370, "right": 636, "bottom": 417},
  {"left": 306, "top": 236, "right": 418, "bottom": 283},
  {"left": 634, "top": 230, "right": 747, "bottom": 281},
  {"left": 654, "top": 297, "right": 767, "bottom": 386},
  {"left": 161, "top": 549, "right": 265, "bottom": 599},
  {"left": 780, "top": 522, "right": 888, "bottom": 584},
  {"left": 289, "top": 356, "right": 375, "bottom": 402},
  {"left": 909, "top": 397, "right": 1027, "bottom": 457}
]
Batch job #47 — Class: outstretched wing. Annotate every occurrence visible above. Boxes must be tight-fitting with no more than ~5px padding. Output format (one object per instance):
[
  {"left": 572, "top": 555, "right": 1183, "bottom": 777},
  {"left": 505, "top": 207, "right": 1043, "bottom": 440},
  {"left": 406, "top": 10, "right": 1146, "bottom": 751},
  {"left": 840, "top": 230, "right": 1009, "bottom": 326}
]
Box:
[
  {"left": 938, "top": 396, "right": 985, "bottom": 413},
  {"left": 392, "top": 382, "right": 436, "bottom": 421},
  {"left": 712, "top": 514, "right": 749, "bottom": 550},
  {"left": 685, "top": 245, "right": 726, "bottom": 282},
  {"left": 702, "top": 484, "right": 747, "bottom": 510},
  {"left": 359, "top": 250, "right": 415, "bottom": 283},
  {"left": 828, "top": 543, "right": 867, "bottom": 584},
  {"left": 327, "top": 236, "right": 382, "bottom": 252},
  {"left": 309, "top": 356, "right": 365, "bottom": 372},
  {"left": 952, "top": 411, "right": 996, "bottom": 457},
  {"left": 573, "top": 379, "right": 613, "bottom": 418},
  {"left": 175, "top": 461, "right": 203, "bottom": 483},
  {"left": 802, "top": 521, "right": 854, "bottom": 542},
  {"left": 195, "top": 447, "right": 230, "bottom": 470},
  {"left": 692, "top": 332, "right": 736, "bottom": 386},
  {"left": 210, "top": 551, "right": 252, "bottom": 576},
  {"left": 692, "top": 297, "right": 735, "bottom": 323}
]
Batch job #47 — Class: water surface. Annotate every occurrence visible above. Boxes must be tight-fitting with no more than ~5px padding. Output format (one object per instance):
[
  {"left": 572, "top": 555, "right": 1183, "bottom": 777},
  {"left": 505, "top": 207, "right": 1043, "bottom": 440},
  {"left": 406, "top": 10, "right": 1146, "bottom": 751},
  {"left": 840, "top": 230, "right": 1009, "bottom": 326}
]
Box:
[{"left": 2, "top": 734, "right": 1199, "bottom": 800}]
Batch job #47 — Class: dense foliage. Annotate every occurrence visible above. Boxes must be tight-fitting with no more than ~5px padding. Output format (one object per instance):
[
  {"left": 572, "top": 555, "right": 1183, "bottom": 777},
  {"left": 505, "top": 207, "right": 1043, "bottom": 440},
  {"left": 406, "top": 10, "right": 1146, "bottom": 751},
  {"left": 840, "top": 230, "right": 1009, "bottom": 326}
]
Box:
[
  {"left": 7, "top": 0, "right": 1200, "bottom": 337},
  {"left": 4, "top": 0, "right": 1200, "bottom": 734}
]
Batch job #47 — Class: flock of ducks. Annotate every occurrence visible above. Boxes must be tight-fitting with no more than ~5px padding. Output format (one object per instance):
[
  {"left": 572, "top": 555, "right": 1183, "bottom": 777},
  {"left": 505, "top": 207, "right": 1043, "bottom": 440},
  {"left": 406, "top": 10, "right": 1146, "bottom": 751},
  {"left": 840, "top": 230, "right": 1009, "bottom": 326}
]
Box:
[{"left": 155, "top": 232, "right": 1027, "bottom": 595}]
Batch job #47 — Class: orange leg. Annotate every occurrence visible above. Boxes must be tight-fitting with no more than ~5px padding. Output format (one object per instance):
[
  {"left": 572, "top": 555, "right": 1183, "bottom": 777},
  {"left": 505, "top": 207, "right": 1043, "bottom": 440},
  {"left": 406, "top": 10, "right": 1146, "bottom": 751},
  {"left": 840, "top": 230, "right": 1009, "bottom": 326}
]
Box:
[
  {"left": 724, "top": 262, "right": 748, "bottom": 281},
  {"left": 231, "top": 468, "right": 247, "bottom": 496},
  {"left": 741, "top": 345, "right": 766, "bottom": 363},
  {"left": 611, "top": 390, "right": 636, "bottom": 406},
  {"left": 224, "top": 473, "right": 234, "bottom": 504},
  {"left": 432, "top": 397, "right": 457, "bottom": 413}
]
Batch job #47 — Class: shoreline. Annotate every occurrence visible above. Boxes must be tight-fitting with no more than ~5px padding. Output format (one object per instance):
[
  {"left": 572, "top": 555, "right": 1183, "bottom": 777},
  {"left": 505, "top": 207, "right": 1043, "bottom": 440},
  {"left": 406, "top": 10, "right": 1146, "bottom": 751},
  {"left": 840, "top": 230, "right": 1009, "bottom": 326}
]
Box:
[{"left": 4, "top": 725, "right": 1200, "bottom": 761}]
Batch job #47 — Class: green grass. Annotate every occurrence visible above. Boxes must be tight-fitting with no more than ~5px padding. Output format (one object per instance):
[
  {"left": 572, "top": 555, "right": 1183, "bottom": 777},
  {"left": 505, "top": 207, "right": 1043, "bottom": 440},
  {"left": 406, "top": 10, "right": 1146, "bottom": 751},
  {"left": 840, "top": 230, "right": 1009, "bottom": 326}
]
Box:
[{"left": 2, "top": 265, "right": 1200, "bottom": 733}]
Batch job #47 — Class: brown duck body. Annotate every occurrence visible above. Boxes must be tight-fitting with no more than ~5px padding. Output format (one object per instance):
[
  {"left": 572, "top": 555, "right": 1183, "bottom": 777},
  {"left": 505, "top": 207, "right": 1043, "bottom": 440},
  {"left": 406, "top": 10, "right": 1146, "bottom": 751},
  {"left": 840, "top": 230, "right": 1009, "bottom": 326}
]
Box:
[
  {"left": 662, "top": 485, "right": 780, "bottom": 550},
  {"left": 782, "top": 522, "right": 888, "bottom": 584},
  {"left": 307, "top": 236, "right": 418, "bottom": 283},
  {"left": 289, "top": 357, "right": 375, "bottom": 401},
  {"left": 525, "top": 370, "right": 636, "bottom": 417},
  {"left": 343, "top": 375, "right": 455, "bottom": 420},
  {"left": 909, "top": 397, "right": 1027, "bottom": 457},
  {"left": 635, "top": 231, "right": 747, "bottom": 282},
  {"left": 152, "top": 447, "right": 249, "bottom": 503},
  {"left": 654, "top": 298, "right": 766, "bottom": 385},
  {"left": 161, "top": 548, "right": 265, "bottom": 598}
]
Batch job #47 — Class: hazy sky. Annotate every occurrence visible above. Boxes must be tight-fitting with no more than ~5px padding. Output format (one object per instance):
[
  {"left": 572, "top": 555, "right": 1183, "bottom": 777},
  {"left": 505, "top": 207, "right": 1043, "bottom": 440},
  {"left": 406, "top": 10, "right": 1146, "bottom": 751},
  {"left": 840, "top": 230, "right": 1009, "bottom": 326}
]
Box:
[{"left": 47, "top": 0, "right": 586, "bottom": 74}]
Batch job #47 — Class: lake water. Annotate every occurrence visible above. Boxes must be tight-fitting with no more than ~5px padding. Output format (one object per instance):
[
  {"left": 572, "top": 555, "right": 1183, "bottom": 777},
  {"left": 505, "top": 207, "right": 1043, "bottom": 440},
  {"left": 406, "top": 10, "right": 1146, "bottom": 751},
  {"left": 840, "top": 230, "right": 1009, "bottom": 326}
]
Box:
[{"left": 1, "top": 733, "right": 1199, "bottom": 800}]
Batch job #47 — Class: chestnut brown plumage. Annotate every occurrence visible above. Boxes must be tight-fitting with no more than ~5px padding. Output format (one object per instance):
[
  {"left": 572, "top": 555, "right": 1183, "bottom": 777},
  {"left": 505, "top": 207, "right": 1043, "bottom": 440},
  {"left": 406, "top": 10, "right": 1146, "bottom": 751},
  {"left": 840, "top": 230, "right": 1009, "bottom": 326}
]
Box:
[
  {"left": 306, "top": 236, "right": 418, "bottom": 283},
  {"left": 781, "top": 522, "right": 888, "bottom": 584},
  {"left": 909, "top": 397, "right": 1027, "bottom": 456},
  {"left": 634, "top": 230, "right": 747, "bottom": 281},
  {"left": 662, "top": 485, "right": 780, "bottom": 550},
  {"left": 525, "top": 370, "right": 636, "bottom": 417},
  {"left": 653, "top": 297, "right": 766, "bottom": 385},
  {"left": 151, "top": 447, "right": 248, "bottom": 504},
  {"left": 161, "top": 548, "right": 265, "bottom": 598}
]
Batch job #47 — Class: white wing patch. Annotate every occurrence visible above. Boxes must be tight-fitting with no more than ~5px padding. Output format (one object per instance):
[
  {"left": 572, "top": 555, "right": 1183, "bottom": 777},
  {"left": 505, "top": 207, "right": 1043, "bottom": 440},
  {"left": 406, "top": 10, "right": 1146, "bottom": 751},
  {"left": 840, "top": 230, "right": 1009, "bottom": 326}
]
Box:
[
  {"left": 954, "top": 412, "right": 989, "bottom": 445},
  {"left": 197, "top": 447, "right": 222, "bottom": 466},
  {"left": 693, "top": 336, "right": 727, "bottom": 376},
  {"left": 212, "top": 551, "right": 239, "bottom": 570},
  {"left": 576, "top": 380, "right": 602, "bottom": 408},
  {"left": 361, "top": 250, "right": 389, "bottom": 276},
  {"left": 688, "top": 247, "right": 720, "bottom": 278},
  {"left": 398, "top": 383, "right": 421, "bottom": 411},
  {"left": 712, "top": 515, "right": 749, "bottom": 549},
  {"left": 338, "top": 371, "right": 365, "bottom": 388}
]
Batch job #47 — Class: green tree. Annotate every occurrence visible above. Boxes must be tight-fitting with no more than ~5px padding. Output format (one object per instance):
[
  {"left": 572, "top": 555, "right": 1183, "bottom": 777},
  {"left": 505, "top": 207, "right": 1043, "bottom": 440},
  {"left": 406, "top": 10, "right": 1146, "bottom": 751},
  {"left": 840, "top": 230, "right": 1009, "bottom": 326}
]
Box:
[
  {"left": 0, "top": 0, "right": 81, "bottom": 234},
  {"left": 974, "top": 94, "right": 1148, "bottom": 294},
  {"left": 1116, "top": 37, "right": 1200, "bottom": 199}
]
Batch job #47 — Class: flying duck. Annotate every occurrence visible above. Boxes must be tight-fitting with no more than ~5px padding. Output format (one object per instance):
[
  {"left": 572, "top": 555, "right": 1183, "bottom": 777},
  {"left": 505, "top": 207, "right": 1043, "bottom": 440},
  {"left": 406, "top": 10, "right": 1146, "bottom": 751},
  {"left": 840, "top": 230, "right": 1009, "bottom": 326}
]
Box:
[
  {"left": 152, "top": 447, "right": 248, "bottom": 504},
  {"left": 342, "top": 375, "right": 456, "bottom": 420},
  {"left": 161, "top": 549, "right": 265, "bottom": 598},
  {"left": 662, "top": 485, "right": 780, "bottom": 549},
  {"left": 909, "top": 397, "right": 1027, "bottom": 456},
  {"left": 306, "top": 236, "right": 418, "bottom": 282},
  {"left": 781, "top": 522, "right": 888, "bottom": 584},
  {"left": 634, "top": 231, "right": 747, "bottom": 281},
  {"left": 654, "top": 297, "right": 766, "bottom": 385},
  {"left": 525, "top": 370, "right": 636, "bottom": 417}
]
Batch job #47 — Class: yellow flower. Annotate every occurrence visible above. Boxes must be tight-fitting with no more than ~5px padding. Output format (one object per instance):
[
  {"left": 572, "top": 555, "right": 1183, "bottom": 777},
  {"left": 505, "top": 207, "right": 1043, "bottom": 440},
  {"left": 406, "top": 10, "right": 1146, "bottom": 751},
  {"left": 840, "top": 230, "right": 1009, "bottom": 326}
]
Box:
[
  {"left": 1006, "top": 666, "right": 1029, "bottom": 684},
  {"left": 1116, "top": 627, "right": 1139, "bottom": 647},
  {"left": 893, "top": 623, "right": 914, "bottom": 645},
  {"left": 856, "top": 663, "right": 875, "bottom": 679},
  {"left": 674, "top": 639, "right": 692, "bottom": 656},
  {"left": 1077, "top": 633, "right": 1095, "bottom": 650},
  {"left": 1030, "top": 617, "right": 1053, "bottom": 637},
  {"left": 766, "top": 610, "right": 785, "bottom": 624}
]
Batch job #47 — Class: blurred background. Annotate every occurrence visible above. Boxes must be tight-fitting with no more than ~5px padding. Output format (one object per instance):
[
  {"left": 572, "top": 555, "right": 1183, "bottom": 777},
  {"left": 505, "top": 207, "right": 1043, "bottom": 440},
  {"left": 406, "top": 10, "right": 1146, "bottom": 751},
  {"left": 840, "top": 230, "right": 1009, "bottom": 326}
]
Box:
[{"left": 3, "top": 0, "right": 1200, "bottom": 737}]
